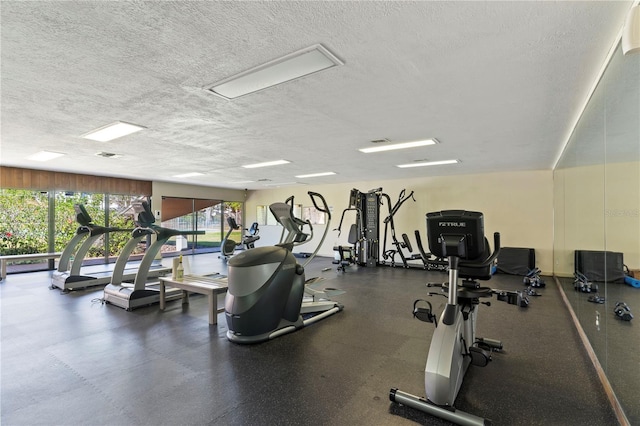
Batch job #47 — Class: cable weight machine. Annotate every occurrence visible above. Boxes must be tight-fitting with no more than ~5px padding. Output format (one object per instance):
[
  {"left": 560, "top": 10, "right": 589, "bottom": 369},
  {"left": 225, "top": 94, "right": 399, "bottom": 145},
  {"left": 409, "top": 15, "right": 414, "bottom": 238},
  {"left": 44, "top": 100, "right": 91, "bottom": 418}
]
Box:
[{"left": 334, "top": 187, "right": 383, "bottom": 268}]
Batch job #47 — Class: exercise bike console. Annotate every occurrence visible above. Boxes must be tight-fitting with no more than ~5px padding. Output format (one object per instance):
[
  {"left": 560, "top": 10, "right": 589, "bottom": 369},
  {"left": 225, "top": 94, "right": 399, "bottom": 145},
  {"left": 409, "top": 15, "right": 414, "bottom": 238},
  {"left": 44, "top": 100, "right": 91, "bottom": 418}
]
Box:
[{"left": 426, "top": 210, "right": 500, "bottom": 326}]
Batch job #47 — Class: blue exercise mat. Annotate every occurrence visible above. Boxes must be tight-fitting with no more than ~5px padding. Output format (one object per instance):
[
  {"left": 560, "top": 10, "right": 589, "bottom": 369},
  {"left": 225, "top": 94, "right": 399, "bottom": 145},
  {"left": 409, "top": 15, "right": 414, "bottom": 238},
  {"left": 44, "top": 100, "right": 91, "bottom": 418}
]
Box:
[{"left": 625, "top": 275, "right": 640, "bottom": 288}]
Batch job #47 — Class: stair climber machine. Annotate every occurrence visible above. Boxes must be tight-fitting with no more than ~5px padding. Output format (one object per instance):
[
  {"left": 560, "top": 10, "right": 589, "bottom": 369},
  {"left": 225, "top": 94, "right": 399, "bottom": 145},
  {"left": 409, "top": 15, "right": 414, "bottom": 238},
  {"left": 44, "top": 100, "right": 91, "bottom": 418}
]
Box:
[
  {"left": 333, "top": 187, "right": 383, "bottom": 269},
  {"left": 51, "top": 204, "right": 162, "bottom": 291},
  {"left": 225, "top": 191, "right": 344, "bottom": 344},
  {"left": 390, "top": 210, "right": 529, "bottom": 426},
  {"left": 103, "top": 200, "right": 205, "bottom": 310}
]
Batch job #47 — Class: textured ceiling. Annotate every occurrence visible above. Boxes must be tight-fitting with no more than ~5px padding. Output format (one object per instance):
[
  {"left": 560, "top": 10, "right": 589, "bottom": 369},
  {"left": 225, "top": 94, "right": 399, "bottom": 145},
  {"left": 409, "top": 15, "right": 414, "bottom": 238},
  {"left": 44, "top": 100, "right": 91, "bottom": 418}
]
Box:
[{"left": 0, "top": 1, "right": 633, "bottom": 190}]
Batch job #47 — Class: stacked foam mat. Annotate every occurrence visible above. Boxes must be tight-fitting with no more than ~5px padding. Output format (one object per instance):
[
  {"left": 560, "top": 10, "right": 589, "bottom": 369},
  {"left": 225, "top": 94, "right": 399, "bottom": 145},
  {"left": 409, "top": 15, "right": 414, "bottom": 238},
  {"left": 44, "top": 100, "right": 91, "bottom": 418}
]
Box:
[
  {"left": 574, "top": 250, "right": 639, "bottom": 288},
  {"left": 496, "top": 247, "right": 536, "bottom": 276}
]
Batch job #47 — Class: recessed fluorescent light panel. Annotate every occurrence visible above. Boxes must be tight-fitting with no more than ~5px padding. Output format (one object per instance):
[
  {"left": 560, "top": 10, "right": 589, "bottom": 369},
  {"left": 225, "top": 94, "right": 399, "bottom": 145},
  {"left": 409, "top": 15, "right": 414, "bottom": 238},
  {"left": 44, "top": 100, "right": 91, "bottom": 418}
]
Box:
[
  {"left": 359, "top": 138, "right": 438, "bottom": 153},
  {"left": 242, "top": 160, "right": 290, "bottom": 169},
  {"left": 206, "top": 44, "right": 344, "bottom": 100},
  {"left": 397, "top": 159, "right": 460, "bottom": 168},
  {"left": 173, "top": 172, "right": 205, "bottom": 178},
  {"left": 81, "top": 121, "right": 146, "bottom": 142},
  {"left": 27, "top": 151, "right": 65, "bottom": 161},
  {"left": 295, "top": 172, "right": 336, "bottom": 178},
  {"left": 262, "top": 182, "right": 305, "bottom": 187}
]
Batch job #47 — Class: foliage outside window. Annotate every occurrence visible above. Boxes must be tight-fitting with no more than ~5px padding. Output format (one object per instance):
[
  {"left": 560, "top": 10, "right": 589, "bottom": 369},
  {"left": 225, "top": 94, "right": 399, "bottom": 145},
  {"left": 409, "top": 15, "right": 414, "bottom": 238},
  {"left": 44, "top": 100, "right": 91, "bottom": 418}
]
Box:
[
  {"left": 0, "top": 189, "right": 140, "bottom": 259},
  {"left": 0, "top": 189, "right": 48, "bottom": 255}
]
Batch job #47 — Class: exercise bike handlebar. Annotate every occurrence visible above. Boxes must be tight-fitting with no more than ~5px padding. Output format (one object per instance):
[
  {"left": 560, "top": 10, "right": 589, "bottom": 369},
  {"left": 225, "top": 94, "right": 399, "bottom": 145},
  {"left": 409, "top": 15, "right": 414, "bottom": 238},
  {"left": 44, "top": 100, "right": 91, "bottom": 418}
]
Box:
[
  {"left": 439, "top": 232, "right": 500, "bottom": 324},
  {"left": 459, "top": 232, "right": 501, "bottom": 268}
]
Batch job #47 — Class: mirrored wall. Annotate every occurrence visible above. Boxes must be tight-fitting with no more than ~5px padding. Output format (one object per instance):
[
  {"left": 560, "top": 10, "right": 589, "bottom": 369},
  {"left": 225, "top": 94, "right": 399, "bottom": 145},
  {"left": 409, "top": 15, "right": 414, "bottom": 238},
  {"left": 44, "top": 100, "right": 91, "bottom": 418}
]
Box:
[
  {"left": 160, "top": 197, "right": 244, "bottom": 254},
  {"left": 554, "top": 41, "right": 639, "bottom": 424}
]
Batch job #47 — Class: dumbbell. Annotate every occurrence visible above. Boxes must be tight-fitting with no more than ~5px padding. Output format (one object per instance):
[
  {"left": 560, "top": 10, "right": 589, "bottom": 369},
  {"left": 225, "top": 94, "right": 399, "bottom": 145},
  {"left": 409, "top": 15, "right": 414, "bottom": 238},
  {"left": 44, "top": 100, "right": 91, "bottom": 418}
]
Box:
[{"left": 614, "top": 302, "right": 633, "bottom": 321}]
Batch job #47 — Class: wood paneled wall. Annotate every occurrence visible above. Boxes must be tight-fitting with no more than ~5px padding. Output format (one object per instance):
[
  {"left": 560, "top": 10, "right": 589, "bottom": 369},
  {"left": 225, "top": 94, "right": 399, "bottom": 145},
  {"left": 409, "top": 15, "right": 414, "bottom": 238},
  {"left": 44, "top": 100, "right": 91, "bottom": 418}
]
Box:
[
  {"left": 0, "top": 167, "right": 151, "bottom": 195},
  {"left": 161, "top": 197, "right": 222, "bottom": 221}
]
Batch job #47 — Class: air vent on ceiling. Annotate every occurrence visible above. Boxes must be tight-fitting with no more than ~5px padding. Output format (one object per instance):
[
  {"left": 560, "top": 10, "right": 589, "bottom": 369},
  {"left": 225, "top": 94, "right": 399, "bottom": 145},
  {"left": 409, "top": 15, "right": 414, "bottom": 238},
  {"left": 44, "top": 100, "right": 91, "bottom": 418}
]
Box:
[
  {"left": 370, "top": 138, "right": 391, "bottom": 144},
  {"left": 95, "top": 152, "right": 121, "bottom": 158},
  {"left": 257, "top": 178, "right": 272, "bottom": 182}
]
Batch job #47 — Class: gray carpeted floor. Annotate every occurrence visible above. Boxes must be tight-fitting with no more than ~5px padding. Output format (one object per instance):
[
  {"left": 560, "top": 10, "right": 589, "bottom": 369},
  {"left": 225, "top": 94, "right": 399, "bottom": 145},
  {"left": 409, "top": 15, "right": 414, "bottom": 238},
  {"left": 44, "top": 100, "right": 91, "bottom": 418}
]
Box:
[{"left": 1, "top": 254, "right": 619, "bottom": 425}]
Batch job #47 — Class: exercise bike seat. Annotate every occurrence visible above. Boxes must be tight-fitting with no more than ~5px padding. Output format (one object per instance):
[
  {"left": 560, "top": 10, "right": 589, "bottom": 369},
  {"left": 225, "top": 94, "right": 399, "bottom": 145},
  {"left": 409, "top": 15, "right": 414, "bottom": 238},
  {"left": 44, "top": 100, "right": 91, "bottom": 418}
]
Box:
[
  {"left": 457, "top": 286, "right": 493, "bottom": 299},
  {"left": 459, "top": 264, "right": 493, "bottom": 280},
  {"left": 458, "top": 237, "right": 494, "bottom": 280},
  {"left": 440, "top": 283, "right": 493, "bottom": 300}
]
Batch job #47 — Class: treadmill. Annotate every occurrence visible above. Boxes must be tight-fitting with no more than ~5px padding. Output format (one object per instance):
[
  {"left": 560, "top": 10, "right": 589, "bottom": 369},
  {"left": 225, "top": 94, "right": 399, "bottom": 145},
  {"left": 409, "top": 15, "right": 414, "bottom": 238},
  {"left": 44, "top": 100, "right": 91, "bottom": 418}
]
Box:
[
  {"left": 103, "top": 200, "right": 205, "bottom": 310},
  {"left": 51, "top": 204, "right": 170, "bottom": 291}
]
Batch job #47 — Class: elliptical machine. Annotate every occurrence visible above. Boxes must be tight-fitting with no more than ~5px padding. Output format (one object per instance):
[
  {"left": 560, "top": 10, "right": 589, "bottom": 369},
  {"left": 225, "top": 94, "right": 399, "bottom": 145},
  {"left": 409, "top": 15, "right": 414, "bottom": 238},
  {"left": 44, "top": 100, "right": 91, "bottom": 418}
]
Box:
[
  {"left": 390, "top": 210, "right": 526, "bottom": 425},
  {"left": 224, "top": 191, "right": 343, "bottom": 344}
]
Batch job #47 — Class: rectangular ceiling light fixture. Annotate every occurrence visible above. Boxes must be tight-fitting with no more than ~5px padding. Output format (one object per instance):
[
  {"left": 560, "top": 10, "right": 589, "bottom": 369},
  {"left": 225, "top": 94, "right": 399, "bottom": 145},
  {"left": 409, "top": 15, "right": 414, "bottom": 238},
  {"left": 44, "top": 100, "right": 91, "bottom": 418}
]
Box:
[
  {"left": 359, "top": 138, "right": 439, "bottom": 153},
  {"left": 173, "top": 172, "right": 205, "bottom": 178},
  {"left": 26, "top": 150, "right": 65, "bottom": 161},
  {"left": 397, "top": 159, "right": 460, "bottom": 168},
  {"left": 262, "top": 182, "right": 305, "bottom": 187},
  {"left": 295, "top": 172, "right": 336, "bottom": 178},
  {"left": 81, "top": 121, "right": 146, "bottom": 142},
  {"left": 206, "top": 44, "right": 344, "bottom": 100},
  {"left": 242, "top": 159, "right": 291, "bottom": 169}
]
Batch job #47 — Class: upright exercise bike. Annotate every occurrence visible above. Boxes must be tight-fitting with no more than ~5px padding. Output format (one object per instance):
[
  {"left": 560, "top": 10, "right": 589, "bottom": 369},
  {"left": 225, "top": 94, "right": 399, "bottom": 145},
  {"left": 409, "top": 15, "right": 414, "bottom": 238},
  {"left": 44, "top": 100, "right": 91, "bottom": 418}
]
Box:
[
  {"left": 390, "top": 210, "right": 526, "bottom": 426},
  {"left": 224, "top": 191, "right": 343, "bottom": 344},
  {"left": 219, "top": 217, "right": 241, "bottom": 260},
  {"left": 241, "top": 222, "right": 260, "bottom": 250},
  {"left": 220, "top": 218, "right": 261, "bottom": 260}
]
